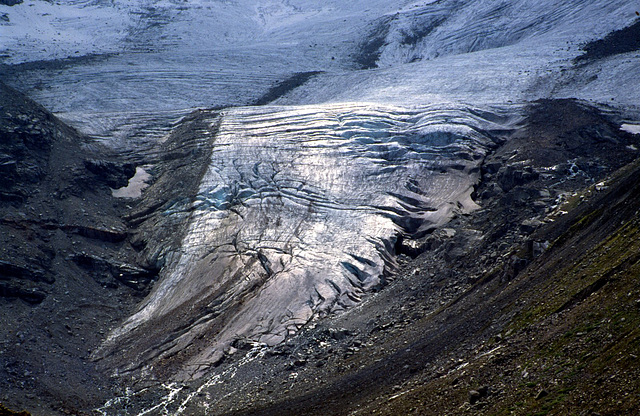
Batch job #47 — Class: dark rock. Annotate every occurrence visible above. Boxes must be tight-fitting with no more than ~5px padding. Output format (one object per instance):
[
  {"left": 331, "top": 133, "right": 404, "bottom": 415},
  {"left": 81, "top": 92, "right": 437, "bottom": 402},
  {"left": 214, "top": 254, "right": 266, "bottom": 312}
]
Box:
[
  {"left": 71, "top": 253, "right": 155, "bottom": 290},
  {"left": 293, "top": 359, "right": 307, "bottom": 367},
  {"left": 254, "top": 72, "right": 324, "bottom": 106},
  {"left": 0, "top": 282, "right": 46, "bottom": 304},
  {"left": 327, "top": 327, "right": 354, "bottom": 341},
  {"left": 484, "top": 161, "right": 503, "bottom": 175},
  {"left": 535, "top": 389, "right": 548, "bottom": 400},
  {"left": 520, "top": 219, "right": 543, "bottom": 234},
  {"left": 575, "top": 20, "right": 640, "bottom": 63},
  {"left": 232, "top": 338, "right": 258, "bottom": 351},
  {"left": 0, "top": 402, "right": 31, "bottom": 416},
  {"left": 84, "top": 158, "right": 136, "bottom": 189},
  {"left": 468, "top": 390, "right": 482, "bottom": 404},
  {"left": 0, "top": 155, "right": 17, "bottom": 176},
  {"left": 0, "top": 0, "right": 23, "bottom": 6},
  {"left": 355, "top": 15, "right": 393, "bottom": 69},
  {"left": 64, "top": 224, "right": 127, "bottom": 243},
  {"left": 267, "top": 345, "right": 292, "bottom": 357},
  {"left": 0, "top": 259, "right": 50, "bottom": 284},
  {"left": 497, "top": 165, "right": 539, "bottom": 192}
]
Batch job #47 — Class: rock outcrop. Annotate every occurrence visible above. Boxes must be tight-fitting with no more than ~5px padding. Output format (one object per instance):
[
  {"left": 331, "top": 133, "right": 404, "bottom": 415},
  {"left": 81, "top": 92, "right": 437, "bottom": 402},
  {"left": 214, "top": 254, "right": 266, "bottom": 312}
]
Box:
[{"left": 0, "top": 82, "right": 156, "bottom": 414}]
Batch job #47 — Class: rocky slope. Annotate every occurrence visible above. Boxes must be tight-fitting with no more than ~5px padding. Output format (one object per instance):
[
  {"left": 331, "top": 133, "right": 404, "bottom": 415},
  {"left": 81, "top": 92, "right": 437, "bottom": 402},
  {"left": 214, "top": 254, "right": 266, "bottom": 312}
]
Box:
[
  {"left": 0, "top": 82, "right": 156, "bottom": 415},
  {"left": 1, "top": 85, "right": 639, "bottom": 416},
  {"left": 86, "top": 98, "right": 639, "bottom": 416}
]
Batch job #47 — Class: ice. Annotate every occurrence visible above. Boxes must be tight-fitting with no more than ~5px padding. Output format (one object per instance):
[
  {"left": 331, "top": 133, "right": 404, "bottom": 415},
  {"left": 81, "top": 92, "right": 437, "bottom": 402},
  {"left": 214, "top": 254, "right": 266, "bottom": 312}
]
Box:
[
  {"left": 621, "top": 123, "right": 640, "bottom": 135},
  {"left": 0, "top": 1, "right": 636, "bottom": 150},
  {"left": 99, "top": 101, "right": 516, "bottom": 380},
  {"left": 2, "top": 0, "right": 639, "bottom": 144}
]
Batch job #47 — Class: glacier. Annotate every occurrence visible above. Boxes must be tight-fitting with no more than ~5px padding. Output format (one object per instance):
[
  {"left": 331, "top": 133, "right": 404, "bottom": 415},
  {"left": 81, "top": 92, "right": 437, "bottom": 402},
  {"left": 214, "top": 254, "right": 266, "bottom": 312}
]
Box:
[
  {"left": 2, "top": 0, "right": 640, "bottom": 399},
  {"left": 97, "top": 102, "right": 515, "bottom": 380}
]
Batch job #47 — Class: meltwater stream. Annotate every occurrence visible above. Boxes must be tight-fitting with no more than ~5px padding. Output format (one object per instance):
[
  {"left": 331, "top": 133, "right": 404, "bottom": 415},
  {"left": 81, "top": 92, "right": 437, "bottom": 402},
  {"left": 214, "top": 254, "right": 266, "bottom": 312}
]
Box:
[{"left": 97, "top": 102, "right": 516, "bottom": 381}]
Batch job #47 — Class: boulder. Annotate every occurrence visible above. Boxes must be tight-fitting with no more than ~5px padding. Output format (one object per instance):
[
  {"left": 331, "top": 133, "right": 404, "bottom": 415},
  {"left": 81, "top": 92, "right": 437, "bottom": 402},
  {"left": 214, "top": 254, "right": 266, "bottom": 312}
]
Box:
[
  {"left": 497, "top": 165, "right": 539, "bottom": 192},
  {"left": 468, "top": 390, "right": 481, "bottom": 404},
  {"left": 84, "top": 159, "right": 136, "bottom": 189}
]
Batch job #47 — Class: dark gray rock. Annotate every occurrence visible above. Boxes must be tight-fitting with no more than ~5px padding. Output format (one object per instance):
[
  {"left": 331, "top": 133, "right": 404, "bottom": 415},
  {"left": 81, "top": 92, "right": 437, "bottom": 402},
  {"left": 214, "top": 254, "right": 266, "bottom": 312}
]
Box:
[
  {"left": 520, "top": 219, "right": 543, "bottom": 234},
  {"left": 84, "top": 159, "right": 136, "bottom": 189},
  {"left": 71, "top": 253, "right": 155, "bottom": 291},
  {"left": 0, "top": 282, "right": 45, "bottom": 304},
  {"left": 327, "top": 328, "right": 354, "bottom": 341},
  {"left": 0, "top": 259, "right": 48, "bottom": 283},
  {"left": 535, "top": 389, "right": 548, "bottom": 400},
  {"left": 497, "top": 165, "right": 539, "bottom": 192},
  {"left": 468, "top": 390, "right": 481, "bottom": 404},
  {"left": 64, "top": 224, "right": 127, "bottom": 243},
  {"left": 0, "top": 0, "right": 22, "bottom": 7},
  {"left": 293, "top": 359, "right": 307, "bottom": 367}
]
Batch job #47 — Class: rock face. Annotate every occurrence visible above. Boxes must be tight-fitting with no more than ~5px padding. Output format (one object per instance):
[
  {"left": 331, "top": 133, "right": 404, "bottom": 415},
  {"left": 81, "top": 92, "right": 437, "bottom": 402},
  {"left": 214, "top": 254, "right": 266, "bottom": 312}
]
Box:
[
  {"left": 0, "top": 82, "right": 157, "bottom": 415},
  {"left": 96, "top": 103, "right": 514, "bottom": 381}
]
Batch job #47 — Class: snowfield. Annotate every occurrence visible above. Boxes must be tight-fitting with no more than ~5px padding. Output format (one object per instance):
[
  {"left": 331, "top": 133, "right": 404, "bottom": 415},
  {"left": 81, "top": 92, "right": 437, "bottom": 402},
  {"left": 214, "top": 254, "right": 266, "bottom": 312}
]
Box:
[{"left": 1, "top": 0, "right": 639, "bottom": 142}]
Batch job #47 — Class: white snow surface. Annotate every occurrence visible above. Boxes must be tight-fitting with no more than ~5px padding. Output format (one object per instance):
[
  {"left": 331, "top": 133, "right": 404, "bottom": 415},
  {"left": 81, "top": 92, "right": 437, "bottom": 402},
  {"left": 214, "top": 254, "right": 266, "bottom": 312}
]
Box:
[
  {"left": 1, "top": 0, "right": 639, "bottom": 142},
  {"left": 622, "top": 123, "right": 640, "bottom": 135}
]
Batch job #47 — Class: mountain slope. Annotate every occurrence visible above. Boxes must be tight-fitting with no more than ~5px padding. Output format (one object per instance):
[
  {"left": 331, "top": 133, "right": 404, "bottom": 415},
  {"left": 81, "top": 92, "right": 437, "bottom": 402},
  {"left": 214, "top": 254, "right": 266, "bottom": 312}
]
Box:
[
  {"left": 369, "top": 143, "right": 640, "bottom": 416},
  {"left": 218, "top": 101, "right": 640, "bottom": 416},
  {"left": 0, "top": 82, "right": 155, "bottom": 415}
]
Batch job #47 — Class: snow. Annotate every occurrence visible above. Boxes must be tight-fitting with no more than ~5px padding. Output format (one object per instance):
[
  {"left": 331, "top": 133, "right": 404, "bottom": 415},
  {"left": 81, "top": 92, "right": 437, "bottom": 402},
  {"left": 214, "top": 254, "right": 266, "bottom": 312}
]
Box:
[
  {"left": 2, "top": 0, "right": 638, "bottom": 144},
  {"left": 622, "top": 123, "right": 640, "bottom": 135},
  {"left": 0, "top": 0, "right": 133, "bottom": 62},
  {"left": 111, "top": 166, "right": 151, "bottom": 198}
]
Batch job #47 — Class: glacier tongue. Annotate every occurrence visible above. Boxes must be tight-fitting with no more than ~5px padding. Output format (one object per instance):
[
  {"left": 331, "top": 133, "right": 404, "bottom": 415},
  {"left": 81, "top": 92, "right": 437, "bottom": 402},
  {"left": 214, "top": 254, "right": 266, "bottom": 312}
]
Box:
[{"left": 99, "top": 102, "right": 514, "bottom": 380}]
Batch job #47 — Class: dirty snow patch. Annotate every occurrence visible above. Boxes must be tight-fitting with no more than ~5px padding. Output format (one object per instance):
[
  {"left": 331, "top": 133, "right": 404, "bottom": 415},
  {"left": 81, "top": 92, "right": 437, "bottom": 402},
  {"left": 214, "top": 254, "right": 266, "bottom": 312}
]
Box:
[
  {"left": 621, "top": 123, "right": 640, "bottom": 135},
  {"left": 111, "top": 166, "right": 151, "bottom": 198}
]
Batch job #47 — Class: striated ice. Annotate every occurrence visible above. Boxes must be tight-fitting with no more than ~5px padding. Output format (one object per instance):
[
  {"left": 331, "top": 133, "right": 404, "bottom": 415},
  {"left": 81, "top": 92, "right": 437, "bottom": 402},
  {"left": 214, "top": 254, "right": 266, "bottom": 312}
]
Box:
[
  {"left": 2, "top": 0, "right": 639, "bottom": 144},
  {"left": 100, "top": 102, "right": 515, "bottom": 380}
]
